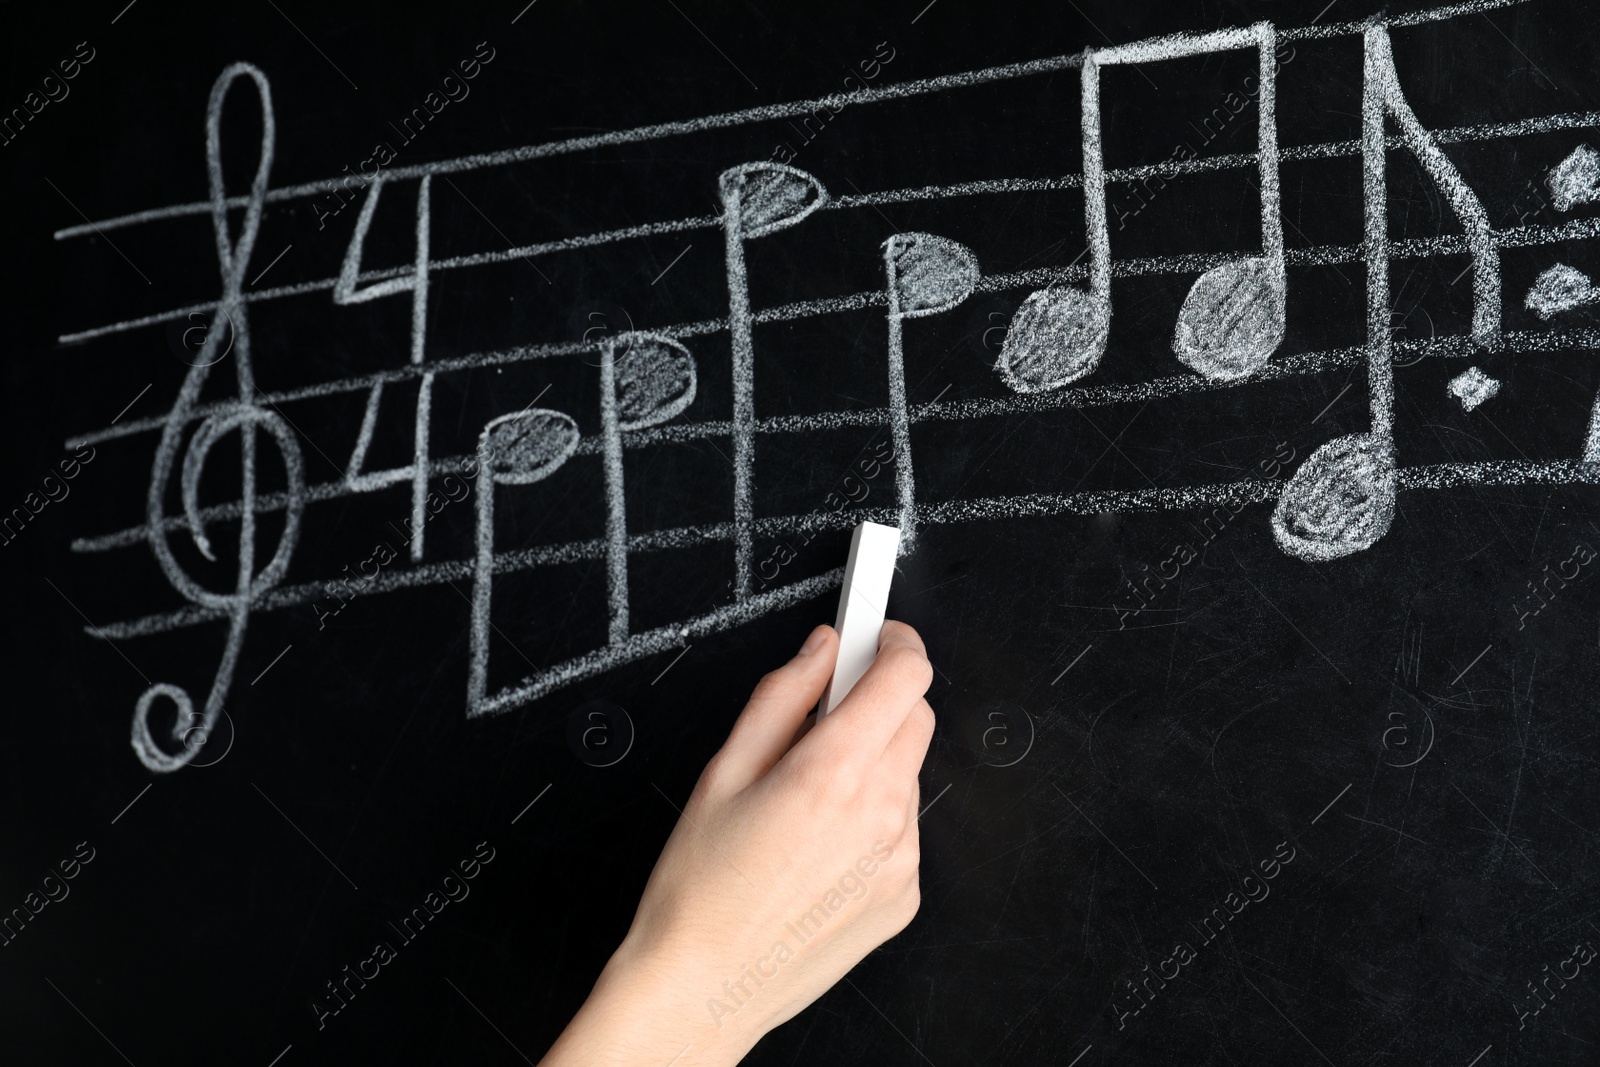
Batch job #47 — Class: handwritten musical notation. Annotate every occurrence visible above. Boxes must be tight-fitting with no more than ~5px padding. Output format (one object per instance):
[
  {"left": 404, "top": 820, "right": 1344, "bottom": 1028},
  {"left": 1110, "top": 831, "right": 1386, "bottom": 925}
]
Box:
[{"left": 55, "top": 0, "right": 1600, "bottom": 770}]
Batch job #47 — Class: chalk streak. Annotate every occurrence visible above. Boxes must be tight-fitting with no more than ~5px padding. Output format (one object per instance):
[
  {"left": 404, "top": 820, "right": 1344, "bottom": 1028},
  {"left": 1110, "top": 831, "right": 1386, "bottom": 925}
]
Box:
[
  {"left": 51, "top": 29, "right": 1565, "bottom": 263},
  {"left": 83, "top": 459, "right": 1600, "bottom": 649},
  {"left": 57, "top": 192, "right": 1600, "bottom": 352},
  {"left": 54, "top": 52, "right": 1095, "bottom": 241},
  {"left": 68, "top": 325, "right": 1600, "bottom": 554},
  {"left": 1280, "top": 0, "right": 1526, "bottom": 40}
]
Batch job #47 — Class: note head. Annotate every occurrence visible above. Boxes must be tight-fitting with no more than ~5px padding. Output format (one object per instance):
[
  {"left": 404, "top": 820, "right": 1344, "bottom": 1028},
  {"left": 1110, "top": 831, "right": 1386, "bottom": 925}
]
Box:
[
  {"left": 997, "top": 285, "right": 1110, "bottom": 393},
  {"left": 1271, "top": 432, "right": 1395, "bottom": 562},
  {"left": 885, "top": 233, "right": 980, "bottom": 319},
  {"left": 719, "top": 162, "right": 829, "bottom": 239},
  {"left": 482, "top": 409, "right": 581, "bottom": 485},
  {"left": 1173, "top": 256, "right": 1285, "bottom": 381},
  {"left": 612, "top": 334, "right": 697, "bottom": 431}
]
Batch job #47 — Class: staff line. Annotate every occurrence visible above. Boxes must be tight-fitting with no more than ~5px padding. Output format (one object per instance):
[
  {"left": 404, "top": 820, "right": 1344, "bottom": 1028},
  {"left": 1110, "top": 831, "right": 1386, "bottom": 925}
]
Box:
[
  {"left": 60, "top": 203, "right": 1600, "bottom": 456},
  {"left": 52, "top": 53, "right": 1091, "bottom": 241},
  {"left": 51, "top": 0, "right": 1526, "bottom": 243},
  {"left": 70, "top": 326, "right": 1600, "bottom": 555},
  {"left": 55, "top": 104, "right": 1600, "bottom": 350},
  {"left": 80, "top": 457, "right": 1597, "bottom": 645}
]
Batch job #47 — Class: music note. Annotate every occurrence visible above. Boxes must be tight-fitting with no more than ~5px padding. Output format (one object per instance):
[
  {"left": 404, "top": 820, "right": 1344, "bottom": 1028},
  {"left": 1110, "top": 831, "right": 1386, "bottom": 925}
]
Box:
[
  {"left": 467, "top": 408, "right": 581, "bottom": 714},
  {"left": 1273, "top": 23, "right": 1501, "bottom": 561},
  {"left": 718, "top": 162, "right": 829, "bottom": 598},
  {"left": 131, "top": 63, "right": 308, "bottom": 772},
  {"left": 334, "top": 170, "right": 437, "bottom": 560},
  {"left": 1001, "top": 22, "right": 1288, "bottom": 392},
  {"left": 597, "top": 333, "right": 697, "bottom": 644},
  {"left": 883, "top": 233, "right": 979, "bottom": 550}
]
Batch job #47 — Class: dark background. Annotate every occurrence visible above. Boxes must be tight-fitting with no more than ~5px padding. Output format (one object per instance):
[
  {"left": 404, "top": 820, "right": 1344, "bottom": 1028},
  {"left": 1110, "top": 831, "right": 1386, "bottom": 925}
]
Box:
[{"left": 4, "top": 1, "right": 1600, "bottom": 1064}]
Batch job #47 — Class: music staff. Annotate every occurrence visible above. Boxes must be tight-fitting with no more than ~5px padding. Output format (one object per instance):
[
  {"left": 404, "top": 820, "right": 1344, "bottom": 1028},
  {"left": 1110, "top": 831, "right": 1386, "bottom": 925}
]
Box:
[{"left": 43, "top": 0, "right": 1600, "bottom": 766}]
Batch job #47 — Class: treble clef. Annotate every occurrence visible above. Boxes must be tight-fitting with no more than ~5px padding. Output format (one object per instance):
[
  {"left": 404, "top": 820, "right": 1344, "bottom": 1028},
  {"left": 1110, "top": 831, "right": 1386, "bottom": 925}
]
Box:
[{"left": 131, "top": 63, "right": 306, "bottom": 772}]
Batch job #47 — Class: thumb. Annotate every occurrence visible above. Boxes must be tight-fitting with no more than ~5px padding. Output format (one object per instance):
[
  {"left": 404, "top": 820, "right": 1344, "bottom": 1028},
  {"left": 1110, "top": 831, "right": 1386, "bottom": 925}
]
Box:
[{"left": 705, "top": 625, "right": 838, "bottom": 793}]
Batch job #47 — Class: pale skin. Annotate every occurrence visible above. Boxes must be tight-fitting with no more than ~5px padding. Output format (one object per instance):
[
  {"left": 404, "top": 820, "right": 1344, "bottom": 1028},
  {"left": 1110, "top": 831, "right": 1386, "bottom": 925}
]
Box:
[{"left": 538, "top": 620, "right": 935, "bottom": 1066}]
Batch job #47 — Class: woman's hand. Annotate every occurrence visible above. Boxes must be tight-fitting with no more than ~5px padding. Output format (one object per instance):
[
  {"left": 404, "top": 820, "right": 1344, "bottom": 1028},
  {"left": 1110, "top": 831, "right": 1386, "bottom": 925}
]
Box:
[{"left": 540, "top": 620, "right": 935, "bottom": 1066}]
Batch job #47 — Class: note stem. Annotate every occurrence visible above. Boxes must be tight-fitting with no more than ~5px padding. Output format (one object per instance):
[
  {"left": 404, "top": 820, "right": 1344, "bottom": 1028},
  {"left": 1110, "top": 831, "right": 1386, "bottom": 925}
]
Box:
[
  {"left": 467, "top": 432, "right": 497, "bottom": 711},
  {"left": 1081, "top": 55, "right": 1112, "bottom": 314},
  {"left": 599, "top": 340, "right": 629, "bottom": 644},
  {"left": 720, "top": 188, "right": 757, "bottom": 601},
  {"left": 1254, "top": 22, "right": 1287, "bottom": 311},
  {"left": 883, "top": 275, "right": 917, "bottom": 553},
  {"left": 408, "top": 176, "right": 435, "bottom": 563},
  {"left": 1362, "top": 26, "right": 1396, "bottom": 448}
]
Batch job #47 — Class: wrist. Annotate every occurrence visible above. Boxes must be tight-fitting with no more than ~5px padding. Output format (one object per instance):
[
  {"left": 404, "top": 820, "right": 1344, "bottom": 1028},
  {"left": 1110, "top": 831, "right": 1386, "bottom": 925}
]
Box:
[{"left": 540, "top": 934, "right": 763, "bottom": 1067}]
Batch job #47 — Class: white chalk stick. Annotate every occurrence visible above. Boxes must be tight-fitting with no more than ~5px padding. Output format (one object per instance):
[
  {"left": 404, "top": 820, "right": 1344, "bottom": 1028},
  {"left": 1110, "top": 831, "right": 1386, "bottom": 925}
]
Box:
[{"left": 820, "top": 521, "right": 902, "bottom": 715}]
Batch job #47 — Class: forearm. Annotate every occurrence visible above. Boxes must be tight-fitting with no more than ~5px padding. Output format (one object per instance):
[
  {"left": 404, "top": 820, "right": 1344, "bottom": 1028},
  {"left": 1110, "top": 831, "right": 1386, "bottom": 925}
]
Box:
[{"left": 539, "top": 935, "right": 760, "bottom": 1067}]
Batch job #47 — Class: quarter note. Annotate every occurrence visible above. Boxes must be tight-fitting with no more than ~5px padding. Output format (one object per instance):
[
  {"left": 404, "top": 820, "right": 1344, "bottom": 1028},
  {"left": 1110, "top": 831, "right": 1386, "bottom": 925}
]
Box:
[
  {"left": 883, "top": 232, "right": 979, "bottom": 550},
  {"left": 718, "top": 162, "right": 829, "bottom": 599}
]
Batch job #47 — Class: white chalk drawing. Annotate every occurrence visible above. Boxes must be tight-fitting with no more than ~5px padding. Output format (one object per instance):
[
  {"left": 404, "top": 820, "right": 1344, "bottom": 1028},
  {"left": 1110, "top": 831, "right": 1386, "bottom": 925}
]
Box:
[
  {"left": 883, "top": 232, "right": 979, "bottom": 550},
  {"left": 468, "top": 408, "right": 581, "bottom": 712},
  {"left": 1448, "top": 367, "right": 1502, "bottom": 411},
  {"left": 130, "top": 64, "right": 308, "bottom": 773},
  {"left": 599, "top": 334, "right": 698, "bottom": 645},
  {"left": 1273, "top": 21, "right": 1504, "bottom": 562},
  {"left": 1588, "top": 396, "right": 1600, "bottom": 464},
  {"left": 49, "top": 0, "right": 1600, "bottom": 769},
  {"left": 718, "top": 162, "right": 829, "bottom": 599},
  {"left": 333, "top": 171, "right": 437, "bottom": 560},
  {"left": 1548, "top": 144, "right": 1600, "bottom": 212},
  {"left": 1002, "top": 22, "right": 1287, "bottom": 391},
  {"left": 1526, "top": 262, "right": 1600, "bottom": 319}
]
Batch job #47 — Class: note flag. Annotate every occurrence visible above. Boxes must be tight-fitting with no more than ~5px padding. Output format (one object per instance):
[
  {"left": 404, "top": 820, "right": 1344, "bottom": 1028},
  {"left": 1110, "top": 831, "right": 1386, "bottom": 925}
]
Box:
[
  {"left": 884, "top": 233, "right": 979, "bottom": 550},
  {"left": 1001, "top": 23, "right": 1288, "bottom": 393},
  {"left": 1274, "top": 23, "right": 1499, "bottom": 561},
  {"left": 719, "top": 162, "right": 829, "bottom": 598}
]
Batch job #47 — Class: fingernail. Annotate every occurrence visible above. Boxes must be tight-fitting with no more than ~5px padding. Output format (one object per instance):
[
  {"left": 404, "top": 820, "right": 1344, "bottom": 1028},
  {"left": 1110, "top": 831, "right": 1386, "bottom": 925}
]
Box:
[{"left": 799, "top": 626, "right": 828, "bottom": 656}]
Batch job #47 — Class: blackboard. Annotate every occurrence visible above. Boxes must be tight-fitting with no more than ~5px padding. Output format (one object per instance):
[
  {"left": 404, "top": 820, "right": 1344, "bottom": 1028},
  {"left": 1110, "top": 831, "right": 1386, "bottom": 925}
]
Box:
[{"left": 5, "top": 1, "right": 1600, "bottom": 1063}]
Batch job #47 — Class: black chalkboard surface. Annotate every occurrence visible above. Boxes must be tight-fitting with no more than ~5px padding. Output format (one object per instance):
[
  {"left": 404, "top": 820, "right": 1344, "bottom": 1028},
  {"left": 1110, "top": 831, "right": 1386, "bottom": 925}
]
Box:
[{"left": 5, "top": 1, "right": 1600, "bottom": 1063}]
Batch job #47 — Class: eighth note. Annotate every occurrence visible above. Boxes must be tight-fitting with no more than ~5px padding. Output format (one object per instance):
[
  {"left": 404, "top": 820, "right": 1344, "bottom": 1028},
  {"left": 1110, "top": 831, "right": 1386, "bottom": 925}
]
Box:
[
  {"left": 468, "top": 408, "right": 581, "bottom": 714},
  {"left": 1275, "top": 23, "right": 1499, "bottom": 561},
  {"left": 1001, "top": 22, "right": 1288, "bottom": 392},
  {"left": 598, "top": 333, "right": 697, "bottom": 645}
]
